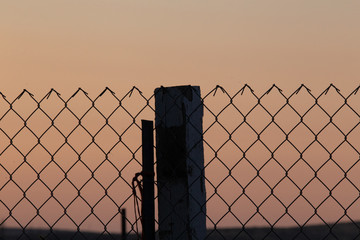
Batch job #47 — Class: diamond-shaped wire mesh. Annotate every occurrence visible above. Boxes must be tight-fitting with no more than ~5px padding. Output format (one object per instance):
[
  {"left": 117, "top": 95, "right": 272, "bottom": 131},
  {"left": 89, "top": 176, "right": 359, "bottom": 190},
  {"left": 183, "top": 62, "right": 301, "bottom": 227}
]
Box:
[
  {"left": 1, "top": 85, "right": 360, "bottom": 240},
  {"left": 202, "top": 84, "right": 360, "bottom": 240},
  {"left": 0, "top": 87, "right": 154, "bottom": 239}
]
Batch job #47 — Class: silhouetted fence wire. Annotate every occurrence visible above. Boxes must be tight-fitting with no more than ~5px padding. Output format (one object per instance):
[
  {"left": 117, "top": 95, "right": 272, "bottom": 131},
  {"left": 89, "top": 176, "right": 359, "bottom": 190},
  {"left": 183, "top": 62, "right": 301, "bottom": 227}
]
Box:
[{"left": 1, "top": 84, "right": 360, "bottom": 239}]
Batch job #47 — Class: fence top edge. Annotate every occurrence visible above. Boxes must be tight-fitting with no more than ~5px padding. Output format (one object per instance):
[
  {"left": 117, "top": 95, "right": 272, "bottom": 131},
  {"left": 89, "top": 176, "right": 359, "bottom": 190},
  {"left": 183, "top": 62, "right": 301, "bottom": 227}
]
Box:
[{"left": 1, "top": 84, "right": 360, "bottom": 102}]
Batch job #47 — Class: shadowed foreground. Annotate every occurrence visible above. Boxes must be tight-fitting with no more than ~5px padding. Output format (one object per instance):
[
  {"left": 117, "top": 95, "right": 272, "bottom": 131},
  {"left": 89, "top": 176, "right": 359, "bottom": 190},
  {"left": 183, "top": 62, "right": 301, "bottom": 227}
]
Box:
[{"left": 1, "top": 222, "right": 359, "bottom": 240}]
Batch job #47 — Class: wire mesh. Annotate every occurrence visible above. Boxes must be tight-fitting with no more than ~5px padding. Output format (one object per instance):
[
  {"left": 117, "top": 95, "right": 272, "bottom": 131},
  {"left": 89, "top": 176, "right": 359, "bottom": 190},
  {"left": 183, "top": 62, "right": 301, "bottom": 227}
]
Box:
[{"left": 0, "top": 85, "right": 360, "bottom": 239}]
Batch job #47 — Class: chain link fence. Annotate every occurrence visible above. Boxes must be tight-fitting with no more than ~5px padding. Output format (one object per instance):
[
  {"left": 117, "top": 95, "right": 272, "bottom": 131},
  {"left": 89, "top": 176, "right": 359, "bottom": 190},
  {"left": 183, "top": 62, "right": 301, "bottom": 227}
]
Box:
[{"left": 0, "top": 85, "right": 360, "bottom": 239}]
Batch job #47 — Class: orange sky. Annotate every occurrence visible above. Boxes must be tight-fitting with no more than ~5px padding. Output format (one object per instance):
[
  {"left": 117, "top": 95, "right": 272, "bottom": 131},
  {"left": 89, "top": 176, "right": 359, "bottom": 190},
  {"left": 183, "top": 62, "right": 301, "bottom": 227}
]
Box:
[
  {"left": 1, "top": 0, "right": 360, "bottom": 234},
  {"left": 0, "top": 0, "right": 359, "bottom": 98}
]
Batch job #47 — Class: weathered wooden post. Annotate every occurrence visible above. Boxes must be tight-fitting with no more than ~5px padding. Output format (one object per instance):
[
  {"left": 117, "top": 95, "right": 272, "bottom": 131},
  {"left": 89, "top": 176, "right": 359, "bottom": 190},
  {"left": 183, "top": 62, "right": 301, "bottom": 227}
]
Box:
[{"left": 155, "top": 85, "right": 206, "bottom": 240}]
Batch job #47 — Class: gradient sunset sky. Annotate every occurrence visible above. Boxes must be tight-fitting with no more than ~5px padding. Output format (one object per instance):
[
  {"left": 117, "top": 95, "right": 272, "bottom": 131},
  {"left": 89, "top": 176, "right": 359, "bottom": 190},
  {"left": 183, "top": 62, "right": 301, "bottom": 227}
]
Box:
[
  {"left": 1, "top": 1, "right": 360, "bottom": 232},
  {"left": 0, "top": 0, "right": 359, "bottom": 98}
]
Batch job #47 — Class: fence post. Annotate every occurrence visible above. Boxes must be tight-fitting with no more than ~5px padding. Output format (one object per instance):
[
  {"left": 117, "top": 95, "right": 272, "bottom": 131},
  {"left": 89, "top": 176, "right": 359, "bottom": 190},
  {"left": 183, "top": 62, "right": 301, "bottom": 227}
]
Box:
[
  {"left": 121, "top": 208, "right": 127, "bottom": 240},
  {"left": 142, "top": 120, "right": 155, "bottom": 240},
  {"left": 155, "top": 85, "right": 206, "bottom": 240}
]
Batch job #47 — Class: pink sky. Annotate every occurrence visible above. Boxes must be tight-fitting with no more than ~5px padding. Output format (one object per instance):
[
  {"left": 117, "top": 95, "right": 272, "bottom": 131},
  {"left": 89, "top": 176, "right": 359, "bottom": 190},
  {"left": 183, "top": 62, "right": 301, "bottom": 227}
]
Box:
[{"left": 0, "top": 0, "right": 359, "bottom": 98}]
